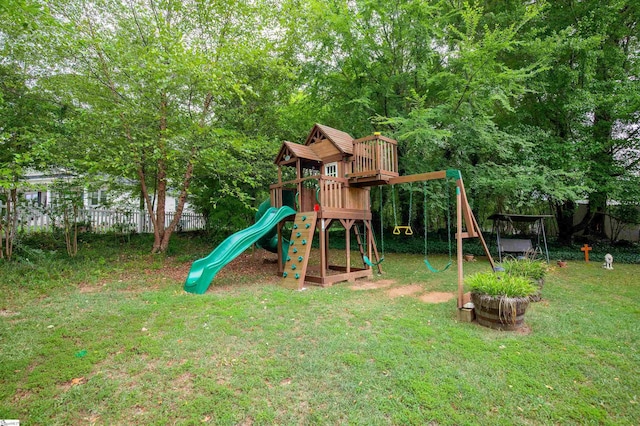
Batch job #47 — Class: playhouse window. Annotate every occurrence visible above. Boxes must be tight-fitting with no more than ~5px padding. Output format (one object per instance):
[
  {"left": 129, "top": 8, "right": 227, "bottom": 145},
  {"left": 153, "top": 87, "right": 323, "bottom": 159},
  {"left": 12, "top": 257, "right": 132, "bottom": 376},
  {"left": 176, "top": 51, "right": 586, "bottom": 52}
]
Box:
[{"left": 324, "top": 162, "right": 338, "bottom": 178}]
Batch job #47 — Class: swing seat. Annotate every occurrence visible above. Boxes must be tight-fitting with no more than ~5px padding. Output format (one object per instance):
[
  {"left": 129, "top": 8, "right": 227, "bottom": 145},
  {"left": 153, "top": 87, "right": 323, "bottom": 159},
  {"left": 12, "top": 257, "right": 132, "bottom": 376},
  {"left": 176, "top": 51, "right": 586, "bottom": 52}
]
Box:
[
  {"left": 393, "top": 225, "right": 413, "bottom": 235},
  {"left": 424, "top": 258, "right": 452, "bottom": 273},
  {"left": 364, "top": 255, "right": 384, "bottom": 267}
]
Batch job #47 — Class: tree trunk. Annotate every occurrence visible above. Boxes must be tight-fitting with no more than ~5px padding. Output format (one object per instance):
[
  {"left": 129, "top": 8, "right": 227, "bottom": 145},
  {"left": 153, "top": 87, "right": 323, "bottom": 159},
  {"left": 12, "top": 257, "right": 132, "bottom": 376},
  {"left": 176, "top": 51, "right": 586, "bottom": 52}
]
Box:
[
  {"left": 152, "top": 94, "right": 169, "bottom": 253},
  {"left": 0, "top": 195, "right": 5, "bottom": 259},
  {"left": 554, "top": 200, "right": 577, "bottom": 245},
  {"left": 2, "top": 188, "right": 18, "bottom": 261}
]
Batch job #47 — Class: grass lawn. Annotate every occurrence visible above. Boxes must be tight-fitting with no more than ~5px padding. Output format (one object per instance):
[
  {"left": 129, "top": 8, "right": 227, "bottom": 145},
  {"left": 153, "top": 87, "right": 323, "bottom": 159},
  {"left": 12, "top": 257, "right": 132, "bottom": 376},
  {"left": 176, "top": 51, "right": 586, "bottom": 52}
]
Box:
[{"left": 1, "top": 234, "right": 639, "bottom": 425}]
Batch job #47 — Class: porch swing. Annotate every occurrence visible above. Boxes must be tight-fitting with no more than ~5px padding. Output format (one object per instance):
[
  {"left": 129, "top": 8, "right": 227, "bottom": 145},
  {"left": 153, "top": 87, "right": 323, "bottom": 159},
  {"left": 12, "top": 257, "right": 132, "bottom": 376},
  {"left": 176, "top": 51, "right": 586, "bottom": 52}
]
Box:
[{"left": 422, "top": 181, "right": 453, "bottom": 273}]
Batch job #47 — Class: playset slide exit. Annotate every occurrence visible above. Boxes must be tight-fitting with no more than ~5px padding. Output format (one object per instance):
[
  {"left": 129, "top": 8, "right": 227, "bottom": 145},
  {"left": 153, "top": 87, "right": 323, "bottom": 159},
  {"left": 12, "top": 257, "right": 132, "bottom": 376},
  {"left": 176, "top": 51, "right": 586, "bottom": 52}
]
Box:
[{"left": 183, "top": 205, "right": 296, "bottom": 294}]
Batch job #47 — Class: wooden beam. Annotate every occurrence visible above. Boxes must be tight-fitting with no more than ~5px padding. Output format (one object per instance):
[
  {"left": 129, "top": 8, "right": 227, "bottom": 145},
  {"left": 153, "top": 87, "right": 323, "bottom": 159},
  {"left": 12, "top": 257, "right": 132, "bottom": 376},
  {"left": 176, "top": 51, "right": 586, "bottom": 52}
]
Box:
[
  {"left": 353, "top": 134, "right": 398, "bottom": 145},
  {"left": 471, "top": 211, "right": 496, "bottom": 270},
  {"left": 456, "top": 185, "right": 464, "bottom": 309},
  {"left": 363, "top": 219, "right": 383, "bottom": 274},
  {"left": 388, "top": 170, "right": 448, "bottom": 185},
  {"left": 457, "top": 178, "right": 477, "bottom": 238},
  {"left": 304, "top": 269, "right": 372, "bottom": 286},
  {"left": 319, "top": 218, "right": 327, "bottom": 280},
  {"left": 341, "top": 219, "right": 355, "bottom": 274}
]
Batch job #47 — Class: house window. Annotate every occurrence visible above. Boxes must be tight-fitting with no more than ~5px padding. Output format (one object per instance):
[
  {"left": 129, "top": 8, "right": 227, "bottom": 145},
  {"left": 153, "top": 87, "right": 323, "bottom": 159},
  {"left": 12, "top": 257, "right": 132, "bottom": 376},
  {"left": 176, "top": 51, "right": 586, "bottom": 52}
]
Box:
[
  {"left": 89, "top": 190, "right": 108, "bottom": 207},
  {"left": 324, "top": 162, "right": 338, "bottom": 178},
  {"left": 23, "top": 192, "right": 39, "bottom": 202}
]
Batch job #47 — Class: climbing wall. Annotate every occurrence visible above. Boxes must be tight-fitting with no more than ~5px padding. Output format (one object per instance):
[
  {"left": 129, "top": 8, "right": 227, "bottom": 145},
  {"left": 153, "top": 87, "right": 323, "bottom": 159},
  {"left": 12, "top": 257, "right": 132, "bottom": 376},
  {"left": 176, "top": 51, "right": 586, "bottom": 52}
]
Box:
[{"left": 281, "top": 211, "right": 317, "bottom": 290}]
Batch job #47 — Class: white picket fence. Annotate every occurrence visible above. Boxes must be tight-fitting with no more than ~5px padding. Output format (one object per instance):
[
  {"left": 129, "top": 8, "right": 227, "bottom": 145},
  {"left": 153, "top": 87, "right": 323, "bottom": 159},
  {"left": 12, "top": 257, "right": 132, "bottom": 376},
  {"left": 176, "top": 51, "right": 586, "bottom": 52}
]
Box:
[{"left": 0, "top": 201, "right": 205, "bottom": 234}]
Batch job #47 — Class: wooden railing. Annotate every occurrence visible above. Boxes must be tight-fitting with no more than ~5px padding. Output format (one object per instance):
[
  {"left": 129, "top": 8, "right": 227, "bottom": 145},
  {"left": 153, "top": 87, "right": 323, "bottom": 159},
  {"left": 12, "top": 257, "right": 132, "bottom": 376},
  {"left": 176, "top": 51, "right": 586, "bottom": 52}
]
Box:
[
  {"left": 270, "top": 176, "right": 369, "bottom": 212},
  {"left": 350, "top": 135, "right": 398, "bottom": 178}
]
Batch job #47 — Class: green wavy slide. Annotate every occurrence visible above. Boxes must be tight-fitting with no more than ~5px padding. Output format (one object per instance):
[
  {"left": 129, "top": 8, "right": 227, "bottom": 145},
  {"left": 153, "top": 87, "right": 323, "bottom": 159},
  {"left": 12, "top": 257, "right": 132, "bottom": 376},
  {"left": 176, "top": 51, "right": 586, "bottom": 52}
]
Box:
[{"left": 184, "top": 205, "right": 296, "bottom": 294}]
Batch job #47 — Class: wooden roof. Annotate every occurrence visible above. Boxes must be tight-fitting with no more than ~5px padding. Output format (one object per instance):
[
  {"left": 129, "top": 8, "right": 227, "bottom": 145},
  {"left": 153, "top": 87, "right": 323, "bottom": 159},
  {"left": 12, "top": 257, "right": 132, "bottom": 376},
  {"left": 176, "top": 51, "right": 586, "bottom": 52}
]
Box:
[
  {"left": 274, "top": 141, "right": 322, "bottom": 164},
  {"left": 304, "top": 123, "right": 354, "bottom": 155}
]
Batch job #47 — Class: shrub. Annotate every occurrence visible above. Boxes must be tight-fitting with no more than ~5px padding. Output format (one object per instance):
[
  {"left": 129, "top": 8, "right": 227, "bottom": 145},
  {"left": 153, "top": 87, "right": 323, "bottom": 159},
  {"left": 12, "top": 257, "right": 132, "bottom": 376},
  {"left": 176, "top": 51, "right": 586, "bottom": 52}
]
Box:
[
  {"left": 501, "top": 259, "right": 548, "bottom": 280},
  {"left": 466, "top": 272, "right": 537, "bottom": 298}
]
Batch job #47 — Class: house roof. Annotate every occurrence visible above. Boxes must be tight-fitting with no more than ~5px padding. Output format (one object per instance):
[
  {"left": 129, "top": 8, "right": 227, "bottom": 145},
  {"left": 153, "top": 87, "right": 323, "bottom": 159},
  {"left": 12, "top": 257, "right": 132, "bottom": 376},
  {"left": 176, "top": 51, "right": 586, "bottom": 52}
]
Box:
[
  {"left": 274, "top": 141, "right": 322, "bottom": 164},
  {"left": 304, "top": 123, "right": 354, "bottom": 155}
]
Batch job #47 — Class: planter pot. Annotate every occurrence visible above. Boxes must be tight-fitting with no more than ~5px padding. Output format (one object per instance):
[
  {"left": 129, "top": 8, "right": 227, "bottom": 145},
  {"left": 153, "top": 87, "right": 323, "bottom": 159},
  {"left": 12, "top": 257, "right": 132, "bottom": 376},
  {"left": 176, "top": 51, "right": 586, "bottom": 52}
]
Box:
[
  {"left": 464, "top": 254, "right": 475, "bottom": 262},
  {"left": 471, "top": 292, "right": 530, "bottom": 331}
]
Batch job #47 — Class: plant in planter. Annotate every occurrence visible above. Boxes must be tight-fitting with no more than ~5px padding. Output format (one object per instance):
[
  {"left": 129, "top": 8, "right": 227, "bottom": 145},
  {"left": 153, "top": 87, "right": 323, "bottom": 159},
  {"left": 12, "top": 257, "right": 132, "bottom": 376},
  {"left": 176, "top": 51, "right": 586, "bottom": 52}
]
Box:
[
  {"left": 466, "top": 272, "right": 538, "bottom": 331},
  {"left": 501, "top": 259, "right": 548, "bottom": 302}
]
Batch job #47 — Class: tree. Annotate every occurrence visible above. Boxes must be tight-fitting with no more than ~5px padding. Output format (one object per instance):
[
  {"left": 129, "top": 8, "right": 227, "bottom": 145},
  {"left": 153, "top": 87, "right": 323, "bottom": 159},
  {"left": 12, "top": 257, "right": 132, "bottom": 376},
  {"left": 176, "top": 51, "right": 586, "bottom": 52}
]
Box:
[
  {"left": 45, "top": 0, "right": 287, "bottom": 253},
  {"left": 0, "top": 1, "right": 60, "bottom": 259},
  {"left": 516, "top": 0, "right": 640, "bottom": 243}
]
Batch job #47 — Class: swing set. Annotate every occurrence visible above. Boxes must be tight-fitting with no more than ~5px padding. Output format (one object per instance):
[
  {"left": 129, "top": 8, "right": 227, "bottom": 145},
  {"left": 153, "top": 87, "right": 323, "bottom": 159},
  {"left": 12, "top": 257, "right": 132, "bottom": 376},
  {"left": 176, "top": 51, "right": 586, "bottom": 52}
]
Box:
[
  {"left": 365, "top": 169, "right": 495, "bottom": 309},
  {"left": 375, "top": 182, "right": 453, "bottom": 272}
]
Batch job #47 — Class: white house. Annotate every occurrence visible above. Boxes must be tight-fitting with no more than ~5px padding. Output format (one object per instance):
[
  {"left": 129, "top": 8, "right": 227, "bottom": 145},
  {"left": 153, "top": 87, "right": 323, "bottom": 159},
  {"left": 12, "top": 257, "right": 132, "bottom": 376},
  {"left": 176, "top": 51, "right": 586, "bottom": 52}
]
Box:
[{"left": 1, "top": 169, "right": 204, "bottom": 234}]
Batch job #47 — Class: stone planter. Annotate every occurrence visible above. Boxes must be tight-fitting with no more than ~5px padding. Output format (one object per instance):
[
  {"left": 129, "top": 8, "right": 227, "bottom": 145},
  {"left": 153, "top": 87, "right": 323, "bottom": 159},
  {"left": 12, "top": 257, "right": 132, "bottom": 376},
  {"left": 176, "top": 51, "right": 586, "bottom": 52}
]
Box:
[{"left": 471, "top": 292, "right": 530, "bottom": 331}]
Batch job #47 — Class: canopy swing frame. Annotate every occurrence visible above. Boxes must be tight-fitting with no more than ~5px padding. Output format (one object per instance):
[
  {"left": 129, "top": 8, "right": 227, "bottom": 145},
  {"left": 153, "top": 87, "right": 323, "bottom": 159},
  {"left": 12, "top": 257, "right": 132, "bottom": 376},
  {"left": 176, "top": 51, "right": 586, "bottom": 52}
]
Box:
[
  {"left": 488, "top": 213, "right": 551, "bottom": 264},
  {"left": 388, "top": 169, "right": 495, "bottom": 309}
]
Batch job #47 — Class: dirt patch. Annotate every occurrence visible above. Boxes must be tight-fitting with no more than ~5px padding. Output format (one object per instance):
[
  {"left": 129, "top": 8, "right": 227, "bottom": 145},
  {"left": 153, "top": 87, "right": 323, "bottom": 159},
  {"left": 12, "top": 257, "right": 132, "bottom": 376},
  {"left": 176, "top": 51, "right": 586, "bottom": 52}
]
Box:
[
  {"left": 217, "top": 251, "right": 279, "bottom": 277},
  {"left": 514, "top": 324, "right": 533, "bottom": 335},
  {"left": 386, "top": 284, "right": 423, "bottom": 298},
  {"left": 349, "top": 279, "right": 396, "bottom": 291},
  {"left": 77, "top": 251, "right": 281, "bottom": 294},
  {"left": 418, "top": 292, "right": 456, "bottom": 304}
]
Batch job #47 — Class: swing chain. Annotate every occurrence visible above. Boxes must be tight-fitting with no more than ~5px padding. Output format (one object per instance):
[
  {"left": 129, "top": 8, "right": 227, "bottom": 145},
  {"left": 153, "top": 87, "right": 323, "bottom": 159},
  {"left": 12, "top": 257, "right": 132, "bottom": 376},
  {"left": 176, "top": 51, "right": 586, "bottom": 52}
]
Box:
[
  {"left": 379, "top": 185, "right": 384, "bottom": 253},
  {"left": 391, "top": 185, "right": 397, "bottom": 227},
  {"left": 408, "top": 183, "right": 413, "bottom": 224},
  {"left": 391, "top": 184, "right": 414, "bottom": 235},
  {"left": 423, "top": 180, "right": 453, "bottom": 273}
]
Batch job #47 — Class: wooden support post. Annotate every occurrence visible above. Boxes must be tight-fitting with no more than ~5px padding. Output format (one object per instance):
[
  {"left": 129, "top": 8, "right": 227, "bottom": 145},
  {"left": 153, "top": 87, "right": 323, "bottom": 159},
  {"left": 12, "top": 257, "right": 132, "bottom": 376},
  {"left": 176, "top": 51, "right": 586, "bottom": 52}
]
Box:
[
  {"left": 457, "top": 178, "right": 477, "bottom": 238},
  {"left": 277, "top": 222, "right": 284, "bottom": 275},
  {"left": 343, "top": 219, "right": 354, "bottom": 274},
  {"left": 364, "top": 219, "right": 383, "bottom": 274},
  {"left": 319, "top": 219, "right": 327, "bottom": 279},
  {"left": 367, "top": 221, "right": 375, "bottom": 272},
  {"left": 325, "top": 219, "right": 333, "bottom": 272},
  {"left": 470, "top": 211, "right": 496, "bottom": 270},
  {"left": 456, "top": 184, "right": 464, "bottom": 309}
]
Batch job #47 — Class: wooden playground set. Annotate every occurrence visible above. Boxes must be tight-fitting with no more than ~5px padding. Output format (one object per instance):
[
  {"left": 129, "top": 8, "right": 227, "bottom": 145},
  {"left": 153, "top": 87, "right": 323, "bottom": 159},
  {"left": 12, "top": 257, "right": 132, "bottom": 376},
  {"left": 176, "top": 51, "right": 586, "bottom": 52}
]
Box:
[{"left": 269, "top": 124, "right": 496, "bottom": 311}]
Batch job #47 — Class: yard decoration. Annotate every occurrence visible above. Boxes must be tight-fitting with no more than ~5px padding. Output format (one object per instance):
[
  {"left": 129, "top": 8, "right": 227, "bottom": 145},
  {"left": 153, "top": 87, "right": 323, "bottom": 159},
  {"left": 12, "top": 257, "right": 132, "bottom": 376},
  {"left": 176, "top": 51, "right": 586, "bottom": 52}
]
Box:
[
  {"left": 466, "top": 272, "right": 538, "bottom": 331},
  {"left": 581, "top": 244, "right": 592, "bottom": 262},
  {"left": 603, "top": 253, "right": 614, "bottom": 269}
]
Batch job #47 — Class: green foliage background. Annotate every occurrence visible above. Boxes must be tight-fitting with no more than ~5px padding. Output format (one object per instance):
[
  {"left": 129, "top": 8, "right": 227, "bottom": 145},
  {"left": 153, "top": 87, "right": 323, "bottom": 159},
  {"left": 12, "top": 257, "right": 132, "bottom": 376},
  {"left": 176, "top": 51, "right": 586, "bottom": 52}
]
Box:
[{"left": 1, "top": 0, "right": 639, "bottom": 250}]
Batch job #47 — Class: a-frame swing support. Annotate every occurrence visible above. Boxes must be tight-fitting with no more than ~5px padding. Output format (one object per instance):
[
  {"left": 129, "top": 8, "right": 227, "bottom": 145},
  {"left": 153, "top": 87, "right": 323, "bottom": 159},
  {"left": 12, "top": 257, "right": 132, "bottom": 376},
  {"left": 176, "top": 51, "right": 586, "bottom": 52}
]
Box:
[{"left": 388, "top": 169, "right": 496, "bottom": 310}]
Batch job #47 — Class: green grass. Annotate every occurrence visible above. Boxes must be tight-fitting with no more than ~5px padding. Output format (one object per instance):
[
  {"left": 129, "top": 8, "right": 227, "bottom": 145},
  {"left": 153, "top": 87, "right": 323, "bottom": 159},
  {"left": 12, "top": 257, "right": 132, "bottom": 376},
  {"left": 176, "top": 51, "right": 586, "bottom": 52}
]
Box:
[{"left": 1, "top": 234, "right": 639, "bottom": 425}]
